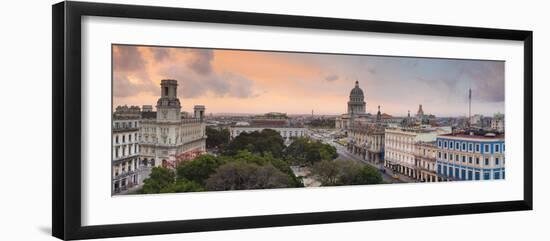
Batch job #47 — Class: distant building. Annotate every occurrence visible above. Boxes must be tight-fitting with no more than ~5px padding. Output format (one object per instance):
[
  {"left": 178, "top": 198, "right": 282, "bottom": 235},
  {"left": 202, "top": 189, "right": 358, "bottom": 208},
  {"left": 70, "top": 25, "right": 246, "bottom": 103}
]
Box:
[
  {"left": 416, "top": 104, "right": 425, "bottom": 119},
  {"left": 481, "top": 116, "right": 493, "bottom": 129},
  {"left": 471, "top": 114, "right": 483, "bottom": 127},
  {"left": 229, "top": 112, "right": 306, "bottom": 144},
  {"left": 384, "top": 126, "right": 452, "bottom": 179},
  {"left": 142, "top": 105, "right": 153, "bottom": 112},
  {"left": 491, "top": 113, "right": 505, "bottom": 132},
  {"left": 401, "top": 110, "right": 416, "bottom": 127},
  {"left": 436, "top": 131, "right": 505, "bottom": 181},
  {"left": 112, "top": 105, "right": 142, "bottom": 194},
  {"left": 412, "top": 104, "right": 438, "bottom": 126},
  {"left": 356, "top": 111, "right": 401, "bottom": 126}
]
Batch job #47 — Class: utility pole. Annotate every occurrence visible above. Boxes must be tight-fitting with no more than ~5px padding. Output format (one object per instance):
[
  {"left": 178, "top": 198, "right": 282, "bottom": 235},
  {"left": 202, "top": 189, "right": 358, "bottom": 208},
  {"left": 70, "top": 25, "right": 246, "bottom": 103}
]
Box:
[{"left": 468, "top": 88, "right": 472, "bottom": 130}]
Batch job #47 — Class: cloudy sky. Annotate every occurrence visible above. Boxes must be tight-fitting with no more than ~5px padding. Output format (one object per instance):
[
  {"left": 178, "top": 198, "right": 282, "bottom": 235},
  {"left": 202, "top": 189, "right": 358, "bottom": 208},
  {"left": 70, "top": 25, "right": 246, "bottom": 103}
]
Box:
[{"left": 113, "top": 45, "right": 504, "bottom": 117}]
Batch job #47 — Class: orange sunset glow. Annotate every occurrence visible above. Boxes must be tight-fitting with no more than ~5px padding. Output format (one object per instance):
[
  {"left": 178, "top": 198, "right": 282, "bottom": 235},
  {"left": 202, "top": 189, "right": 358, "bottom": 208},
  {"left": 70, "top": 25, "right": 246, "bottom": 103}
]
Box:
[{"left": 113, "top": 45, "right": 504, "bottom": 116}]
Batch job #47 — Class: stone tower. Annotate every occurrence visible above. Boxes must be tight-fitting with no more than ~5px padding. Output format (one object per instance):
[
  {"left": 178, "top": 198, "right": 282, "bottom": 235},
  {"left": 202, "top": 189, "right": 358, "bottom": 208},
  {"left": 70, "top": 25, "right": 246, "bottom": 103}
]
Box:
[
  {"left": 194, "top": 105, "right": 205, "bottom": 121},
  {"left": 376, "top": 105, "right": 382, "bottom": 124},
  {"left": 416, "top": 104, "right": 424, "bottom": 118},
  {"left": 156, "top": 79, "right": 181, "bottom": 122}
]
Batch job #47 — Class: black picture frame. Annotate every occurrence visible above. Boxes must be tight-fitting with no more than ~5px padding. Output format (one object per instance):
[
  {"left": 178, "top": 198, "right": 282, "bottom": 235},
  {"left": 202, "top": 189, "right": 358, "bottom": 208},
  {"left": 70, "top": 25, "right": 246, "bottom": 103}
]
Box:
[{"left": 52, "top": 1, "right": 533, "bottom": 240}]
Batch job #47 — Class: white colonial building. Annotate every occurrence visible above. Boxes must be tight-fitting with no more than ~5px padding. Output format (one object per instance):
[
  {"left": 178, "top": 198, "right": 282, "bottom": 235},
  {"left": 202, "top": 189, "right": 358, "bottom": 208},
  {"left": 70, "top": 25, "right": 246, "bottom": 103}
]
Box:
[
  {"left": 384, "top": 126, "right": 452, "bottom": 179},
  {"left": 229, "top": 112, "right": 306, "bottom": 144},
  {"left": 138, "top": 79, "right": 207, "bottom": 169},
  {"left": 112, "top": 105, "right": 142, "bottom": 194},
  {"left": 111, "top": 80, "right": 208, "bottom": 194}
]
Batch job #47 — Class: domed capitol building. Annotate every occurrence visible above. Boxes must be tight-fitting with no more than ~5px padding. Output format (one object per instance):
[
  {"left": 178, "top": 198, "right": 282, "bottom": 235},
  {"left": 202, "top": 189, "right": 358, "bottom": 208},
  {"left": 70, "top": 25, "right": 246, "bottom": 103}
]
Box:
[
  {"left": 347, "top": 80, "right": 367, "bottom": 114},
  {"left": 335, "top": 81, "right": 371, "bottom": 130}
]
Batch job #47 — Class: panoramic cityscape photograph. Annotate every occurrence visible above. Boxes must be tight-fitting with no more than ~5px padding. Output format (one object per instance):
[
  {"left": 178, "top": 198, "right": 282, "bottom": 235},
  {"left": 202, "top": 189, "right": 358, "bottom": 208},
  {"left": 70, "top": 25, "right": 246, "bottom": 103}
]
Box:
[{"left": 111, "top": 44, "right": 505, "bottom": 195}]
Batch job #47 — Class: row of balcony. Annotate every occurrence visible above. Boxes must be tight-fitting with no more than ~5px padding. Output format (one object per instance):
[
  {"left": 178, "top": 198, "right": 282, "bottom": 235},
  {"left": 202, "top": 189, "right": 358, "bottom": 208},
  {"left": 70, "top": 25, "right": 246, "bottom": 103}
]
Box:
[
  {"left": 113, "top": 127, "right": 140, "bottom": 133},
  {"left": 113, "top": 169, "right": 138, "bottom": 179},
  {"left": 112, "top": 153, "right": 140, "bottom": 163}
]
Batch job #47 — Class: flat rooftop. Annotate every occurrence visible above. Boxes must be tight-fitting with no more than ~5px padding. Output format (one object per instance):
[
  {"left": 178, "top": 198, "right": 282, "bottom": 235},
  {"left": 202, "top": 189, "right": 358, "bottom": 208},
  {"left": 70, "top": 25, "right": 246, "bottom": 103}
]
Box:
[{"left": 440, "top": 132, "right": 504, "bottom": 139}]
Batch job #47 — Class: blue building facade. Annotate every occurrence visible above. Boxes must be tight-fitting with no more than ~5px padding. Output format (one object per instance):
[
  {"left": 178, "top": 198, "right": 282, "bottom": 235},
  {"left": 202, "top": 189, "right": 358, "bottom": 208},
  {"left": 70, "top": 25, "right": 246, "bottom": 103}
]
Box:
[{"left": 435, "top": 133, "right": 505, "bottom": 181}]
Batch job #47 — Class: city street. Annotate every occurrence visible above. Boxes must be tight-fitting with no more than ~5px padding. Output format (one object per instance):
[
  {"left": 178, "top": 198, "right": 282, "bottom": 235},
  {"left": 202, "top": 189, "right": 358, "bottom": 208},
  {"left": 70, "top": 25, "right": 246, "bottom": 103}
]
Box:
[
  {"left": 330, "top": 139, "right": 400, "bottom": 183},
  {"left": 308, "top": 129, "right": 404, "bottom": 184}
]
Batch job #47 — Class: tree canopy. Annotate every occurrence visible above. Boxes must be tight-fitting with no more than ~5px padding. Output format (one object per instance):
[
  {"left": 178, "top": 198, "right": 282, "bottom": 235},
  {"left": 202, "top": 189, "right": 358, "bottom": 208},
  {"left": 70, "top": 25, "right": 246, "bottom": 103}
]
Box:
[
  {"left": 176, "top": 154, "right": 225, "bottom": 185},
  {"left": 141, "top": 167, "right": 176, "bottom": 194},
  {"left": 140, "top": 150, "right": 303, "bottom": 194},
  {"left": 206, "top": 127, "right": 230, "bottom": 150},
  {"left": 205, "top": 162, "right": 292, "bottom": 191},
  {"left": 310, "top": 160, "right": 382, "bottom": 186},
  {"left": 158, "top": 180, "right": 205, "bottom": 193},
  {"left": 219, "top": 150, "right": 303, "bottom": 188},
  {"left": 307, "top": 118, "right": 336, "bottom": 128},
  {"left": 138, "top": 128, "right": 384, "bottom": 194},
  {"left": 285, "top": 137, "right": 338, "bottom": 166},
  {"left": 224, "top": 129, "right": 285, "bottom": 158}
]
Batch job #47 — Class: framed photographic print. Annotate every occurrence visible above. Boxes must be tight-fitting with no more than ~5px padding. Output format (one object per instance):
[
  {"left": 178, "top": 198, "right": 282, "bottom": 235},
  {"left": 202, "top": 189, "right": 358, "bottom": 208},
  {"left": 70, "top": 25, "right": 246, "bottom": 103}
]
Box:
[{"left": 52, "top": 1, "right": 533, "bottom": 240}]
